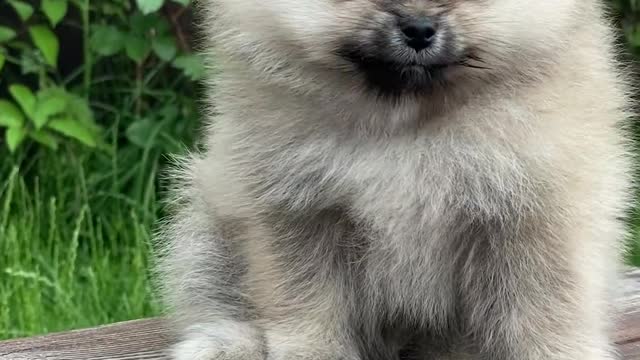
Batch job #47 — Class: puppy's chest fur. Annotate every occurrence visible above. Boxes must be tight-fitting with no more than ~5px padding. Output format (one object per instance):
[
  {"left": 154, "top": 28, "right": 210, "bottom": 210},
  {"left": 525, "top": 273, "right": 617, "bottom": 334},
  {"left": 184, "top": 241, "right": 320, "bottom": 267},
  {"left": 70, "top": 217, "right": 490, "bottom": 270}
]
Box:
[
  {"left": 243, "top": 119, "right": 546, "bottom": 233},
  {"left": 231, "top": 114, "right": 552, "bottom": 321}
]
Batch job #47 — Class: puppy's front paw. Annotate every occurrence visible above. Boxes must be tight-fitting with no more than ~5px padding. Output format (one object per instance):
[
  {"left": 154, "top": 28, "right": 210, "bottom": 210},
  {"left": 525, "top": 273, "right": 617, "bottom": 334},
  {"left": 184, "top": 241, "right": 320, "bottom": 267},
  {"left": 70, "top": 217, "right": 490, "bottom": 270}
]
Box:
[
  {"left": 264, "top": 330, "right": 360, "bottom": 360},
  {"left": 171, "top": 321, "right": 264, "bottom": 360}
]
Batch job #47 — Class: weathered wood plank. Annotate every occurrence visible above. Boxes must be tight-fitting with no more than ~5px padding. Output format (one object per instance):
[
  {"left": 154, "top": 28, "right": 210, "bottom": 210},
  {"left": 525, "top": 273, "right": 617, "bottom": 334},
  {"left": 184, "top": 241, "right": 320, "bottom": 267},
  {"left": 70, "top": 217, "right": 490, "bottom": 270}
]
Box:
[
  {"left": 0, "top": 319, "right": 171, "bottom": 360},
  {"left": 2, "top": 270, "right": 640, "bottom": 360}
]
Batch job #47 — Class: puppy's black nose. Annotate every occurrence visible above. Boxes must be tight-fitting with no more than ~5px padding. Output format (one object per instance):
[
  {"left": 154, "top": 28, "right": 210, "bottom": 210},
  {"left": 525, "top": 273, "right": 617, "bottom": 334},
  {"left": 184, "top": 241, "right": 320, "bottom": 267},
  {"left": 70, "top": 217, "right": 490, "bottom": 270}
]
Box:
[{"left": 400, "top": 17, "right": 437, "bottom": 52}]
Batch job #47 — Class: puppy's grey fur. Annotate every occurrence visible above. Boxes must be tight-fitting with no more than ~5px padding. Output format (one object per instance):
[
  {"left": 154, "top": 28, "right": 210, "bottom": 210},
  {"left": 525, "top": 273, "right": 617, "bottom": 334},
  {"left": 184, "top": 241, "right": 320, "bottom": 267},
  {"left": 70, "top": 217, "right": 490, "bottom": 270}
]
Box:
[{"left": 157, "top": 0, "right": 633, "bottom": 359}]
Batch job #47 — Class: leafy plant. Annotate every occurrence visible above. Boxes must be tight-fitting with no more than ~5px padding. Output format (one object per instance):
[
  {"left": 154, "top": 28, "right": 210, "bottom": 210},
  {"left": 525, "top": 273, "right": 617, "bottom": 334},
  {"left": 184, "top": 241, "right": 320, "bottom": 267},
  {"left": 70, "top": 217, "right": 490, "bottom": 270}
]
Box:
[
  {"left": 0, "top": 0, "right": 204, "bottom": 153},
  {"left": 1, "top": 84, "right": 100, "bottom": 151}
]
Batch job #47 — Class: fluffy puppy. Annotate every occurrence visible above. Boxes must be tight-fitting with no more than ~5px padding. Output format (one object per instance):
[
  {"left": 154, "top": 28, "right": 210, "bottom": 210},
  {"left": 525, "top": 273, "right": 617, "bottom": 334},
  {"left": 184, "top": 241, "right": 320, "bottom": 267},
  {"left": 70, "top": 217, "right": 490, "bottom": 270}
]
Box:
[{"left": 157, "top": 0, "right": 633, "bottom": 359}]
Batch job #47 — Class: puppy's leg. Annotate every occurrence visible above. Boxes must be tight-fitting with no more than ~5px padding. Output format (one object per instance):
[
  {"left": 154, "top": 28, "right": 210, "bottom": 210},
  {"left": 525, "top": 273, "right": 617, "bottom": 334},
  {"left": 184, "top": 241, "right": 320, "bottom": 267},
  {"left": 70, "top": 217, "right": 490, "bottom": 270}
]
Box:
[
  {"left": 171, "top": 321, "right": 263, "bottom": 360},
  {"left": 246, "top": 210, "right": 363, "bottom": 360},
  {"left": 260, "top": 293, "right": 360, "bottom": 360},
  {"left": 158, "top": 203, "right": 264, "bottom": 360},
  {"left": 459, "top": 215, "right": 620, "bottom": 360}
]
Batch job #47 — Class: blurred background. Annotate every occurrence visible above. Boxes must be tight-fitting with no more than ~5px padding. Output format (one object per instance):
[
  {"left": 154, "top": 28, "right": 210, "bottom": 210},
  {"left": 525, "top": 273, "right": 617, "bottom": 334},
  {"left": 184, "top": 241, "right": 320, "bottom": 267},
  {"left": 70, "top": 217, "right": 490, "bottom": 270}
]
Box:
[{"left": 0, "top": 0, "right": 639, "bottom": 340}]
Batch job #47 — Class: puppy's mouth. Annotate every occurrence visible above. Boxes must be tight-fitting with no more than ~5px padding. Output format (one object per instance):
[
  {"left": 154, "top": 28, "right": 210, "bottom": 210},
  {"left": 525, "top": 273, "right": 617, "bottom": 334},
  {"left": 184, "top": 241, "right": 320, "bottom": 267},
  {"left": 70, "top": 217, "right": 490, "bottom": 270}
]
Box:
[{"left": 339, "top": 48, "right": 457, "bottom": 96}]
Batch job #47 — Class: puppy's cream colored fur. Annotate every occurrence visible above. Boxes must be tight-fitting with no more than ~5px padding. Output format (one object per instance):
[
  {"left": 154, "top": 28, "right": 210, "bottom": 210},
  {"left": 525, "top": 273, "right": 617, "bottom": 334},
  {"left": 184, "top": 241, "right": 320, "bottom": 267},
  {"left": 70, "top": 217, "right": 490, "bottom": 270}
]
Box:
[{"left": 157, "top": 0, "right": 633, "bottom": 359}]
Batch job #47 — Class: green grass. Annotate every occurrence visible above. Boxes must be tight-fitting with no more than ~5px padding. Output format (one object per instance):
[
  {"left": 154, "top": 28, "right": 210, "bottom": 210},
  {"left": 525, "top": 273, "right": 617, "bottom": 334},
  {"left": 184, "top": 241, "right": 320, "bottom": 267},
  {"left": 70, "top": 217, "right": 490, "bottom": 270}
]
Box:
[
  {"left": 627, "top": 208, "right": 640, "bottom": 266},
  {"left": 0, "top": 139, "right": 166, "bottom": 339}
]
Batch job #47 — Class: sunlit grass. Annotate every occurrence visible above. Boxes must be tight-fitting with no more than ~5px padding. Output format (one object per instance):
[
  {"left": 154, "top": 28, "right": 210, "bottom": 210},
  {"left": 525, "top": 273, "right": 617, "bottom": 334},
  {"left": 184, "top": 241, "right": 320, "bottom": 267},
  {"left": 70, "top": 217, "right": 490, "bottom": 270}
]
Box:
[{"left": 0, "top": 140, "right": 165, "bottom": 339}]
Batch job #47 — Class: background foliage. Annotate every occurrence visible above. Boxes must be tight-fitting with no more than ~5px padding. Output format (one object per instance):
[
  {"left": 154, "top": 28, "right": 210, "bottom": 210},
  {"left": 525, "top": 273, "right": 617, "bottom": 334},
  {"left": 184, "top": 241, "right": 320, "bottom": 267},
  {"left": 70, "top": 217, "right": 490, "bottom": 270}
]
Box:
[
  {"left": 1, "top": 0, "right": 640, "bottom": 340},
  {"left": 0, "top": 0, "right": 203, "bottom": 338}
]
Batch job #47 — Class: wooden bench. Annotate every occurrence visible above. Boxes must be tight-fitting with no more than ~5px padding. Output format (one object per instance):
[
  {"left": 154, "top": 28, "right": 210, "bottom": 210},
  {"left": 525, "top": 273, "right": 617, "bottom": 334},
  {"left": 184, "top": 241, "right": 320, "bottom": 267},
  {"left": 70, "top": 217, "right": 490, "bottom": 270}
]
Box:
[{"left": 2, "top": 270, "right": 640, "bottom": 360}]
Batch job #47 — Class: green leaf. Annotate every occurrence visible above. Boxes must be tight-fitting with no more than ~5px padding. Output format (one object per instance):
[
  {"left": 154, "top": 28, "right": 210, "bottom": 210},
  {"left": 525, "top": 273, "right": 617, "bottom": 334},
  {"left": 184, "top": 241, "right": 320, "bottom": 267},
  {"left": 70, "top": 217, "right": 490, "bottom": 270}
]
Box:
[
  {"left": 90, "top": 25, "right": 124, "bottom": 56},
  {"left": 0, "top": 27, "right": 17, "bottom": 43},
  {"left": 48, "top": 117, "right": 97, "bottom": 147},
  {"left": 125, "top": 35, "right": 150, "bottom": 63},
  {"left": 33, "top": 93, "right": 67, "bottom": 129},
  {"left": 152, "top": 36, "right": 177, "bottom": 61},
  {"left": 159, "top": 104, "right": 179, "bottom": 120},
  {"left": 126, "top": 117, "right": 156, "bottom": 148},
  {"left": 136, "top": 0, "right": 164, "bottom": 14},
  {"left": 8, "top": 0, "right": 34, "bottom": 21},
  {"left": 0, "top": 53, "right": 5, "bottom": 71},
  {"left": 171, "top": 0, "right": 190, "bottom": 5},
  {"left": 129, "top": 12, "right": 153, "bottom": 35},
  {"left": 19, "top": 49, "right": 41, "bottom": 75},
  {"left": 63, "top": 90, "right": 95, "bottom": 127},
  {"left": 99, "top": 2, "right": 129, "bottom": 17},
  {"left": 28, "top": 25, "right": 59, "bottom": 67},
  {"left": 9, "top": 84, "right": 36, "bottom": 119},
  {"left": 42, "top": 0, "right": 69, "bottom": 27},
  {"left": 30, "top": 129, "right": 59, "bottom": 150},
  {"left": 172, "top": 54, "right": 205, "bottom": 80},
  {"left": 6, "top": 126, "right": 27, "bottom": 152},
  {"left": 129, "top": 12, "right": 169, "bottom": 36},
  {"left": 0, "top": 100, "right": 25, "bottom": 128}
]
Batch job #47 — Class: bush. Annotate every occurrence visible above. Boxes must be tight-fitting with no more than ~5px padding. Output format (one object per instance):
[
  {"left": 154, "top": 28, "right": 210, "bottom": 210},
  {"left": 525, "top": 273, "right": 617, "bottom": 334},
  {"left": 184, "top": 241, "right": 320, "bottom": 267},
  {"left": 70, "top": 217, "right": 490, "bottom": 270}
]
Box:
[{"left": 0, "top": 0, "right": 203, "bottom": 153}]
